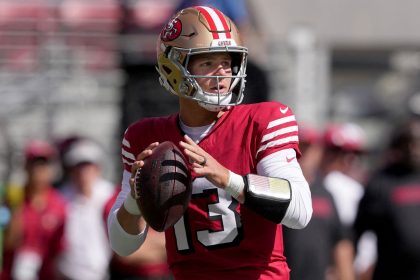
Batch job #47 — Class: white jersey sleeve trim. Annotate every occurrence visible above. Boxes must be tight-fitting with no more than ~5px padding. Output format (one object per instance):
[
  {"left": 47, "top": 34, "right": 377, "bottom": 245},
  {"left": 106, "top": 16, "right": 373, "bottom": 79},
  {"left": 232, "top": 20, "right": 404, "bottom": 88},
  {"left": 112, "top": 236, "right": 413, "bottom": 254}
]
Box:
[
  {"left": 122, "top": 137, "right": 131, "bottom": 148},
  {"left": 121, "top": 148, "right": 136, "bottom": 161},
  {"left": 267, "top": 115, "right": 296, "bottom": 129},
  {"left": 256, "top": 148, "right": 312, "bottom": 229},
  {"left": 256, "top": 136, "right": 299, "bottom": 155},
  {"left": 107, "top": 170, "right": 148, "bottom": 256},
  {"left": 261, "top": 125, "right": 298, "bottom": 143}
]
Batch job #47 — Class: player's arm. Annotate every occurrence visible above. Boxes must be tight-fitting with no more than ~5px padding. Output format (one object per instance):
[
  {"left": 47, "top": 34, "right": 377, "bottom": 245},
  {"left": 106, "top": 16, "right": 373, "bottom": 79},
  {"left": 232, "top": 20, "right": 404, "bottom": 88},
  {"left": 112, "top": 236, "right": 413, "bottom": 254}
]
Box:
[
  {"left": 239, "top": 103, "right": 312, "bottom": 227},
  {"left": 107, "top": 142, "right": 159, "bottom": 256},
  {"left": 107, "top": 169, "right": 148, "bottom": 256},
  {"left": 253, "top": 148, "right": 312, "bottom": 228},
  {"left": 224, "top": 149, "right": 312, "bottom": 227}
]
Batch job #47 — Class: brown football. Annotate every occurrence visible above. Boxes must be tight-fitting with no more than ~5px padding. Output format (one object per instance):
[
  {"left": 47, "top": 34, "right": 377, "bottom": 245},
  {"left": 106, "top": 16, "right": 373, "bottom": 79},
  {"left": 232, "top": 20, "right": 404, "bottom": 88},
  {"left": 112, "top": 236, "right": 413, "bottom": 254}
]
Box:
[{"left": 135, "top": 141, "right": 192, "bottom": 232}]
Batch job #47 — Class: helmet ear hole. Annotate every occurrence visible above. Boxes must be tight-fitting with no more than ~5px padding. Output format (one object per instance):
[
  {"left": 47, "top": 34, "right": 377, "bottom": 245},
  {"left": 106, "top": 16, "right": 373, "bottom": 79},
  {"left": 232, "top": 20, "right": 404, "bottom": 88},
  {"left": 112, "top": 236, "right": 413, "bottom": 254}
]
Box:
[
  {"left": 230, "top": 53, "right": 243, "bottom": 75},
  {"left": 162, "top": 65, "right": 172, "bottom": 75}
]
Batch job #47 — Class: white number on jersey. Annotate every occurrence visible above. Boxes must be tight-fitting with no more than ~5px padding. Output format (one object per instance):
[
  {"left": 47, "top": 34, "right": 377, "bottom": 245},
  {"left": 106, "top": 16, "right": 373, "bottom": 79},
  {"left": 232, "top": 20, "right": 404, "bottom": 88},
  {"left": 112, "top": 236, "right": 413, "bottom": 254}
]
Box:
[{"left": 173, "top": 177, "right": 243, "bottom": 252}]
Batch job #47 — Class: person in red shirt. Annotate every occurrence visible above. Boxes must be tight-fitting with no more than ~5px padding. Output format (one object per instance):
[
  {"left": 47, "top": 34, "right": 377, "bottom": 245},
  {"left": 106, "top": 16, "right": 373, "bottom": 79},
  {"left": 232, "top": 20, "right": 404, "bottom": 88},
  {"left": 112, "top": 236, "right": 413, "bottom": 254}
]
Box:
[
  {"left": 1, "top": 140, "right": 67, "bottom": 280},
  {"left": 108, "top": 6, "right": 312, "bottom": 280}
]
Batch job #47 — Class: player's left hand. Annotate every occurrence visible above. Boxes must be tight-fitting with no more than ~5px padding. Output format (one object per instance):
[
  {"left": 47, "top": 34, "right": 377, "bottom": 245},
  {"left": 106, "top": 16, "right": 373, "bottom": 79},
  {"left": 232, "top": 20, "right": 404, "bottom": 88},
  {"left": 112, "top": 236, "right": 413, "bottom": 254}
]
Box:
[{"left": 180, "top": 134, "right": 230, "bottom": 189}]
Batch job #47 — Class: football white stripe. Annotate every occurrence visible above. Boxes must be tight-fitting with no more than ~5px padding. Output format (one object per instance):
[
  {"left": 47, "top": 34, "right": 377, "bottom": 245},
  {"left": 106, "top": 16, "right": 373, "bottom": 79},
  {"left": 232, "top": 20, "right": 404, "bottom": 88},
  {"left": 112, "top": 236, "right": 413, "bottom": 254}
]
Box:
[
  {"left": 121, "top": 148, "right": 135, "bottom": 161},
  {"left": 267, "top": 115, "right": 296, "bottom": 129},
  {"left": 261, "top": 125, "right": 299, "bottom": 143},
  {"left": 122, "top": 138, "right": 130, "bottom": 148},
  {"left": 200, "top": 6, "right": 227, "bottom": 39},
  {"left": 257, "top": 135, "right": 299, "bottom": 155}
]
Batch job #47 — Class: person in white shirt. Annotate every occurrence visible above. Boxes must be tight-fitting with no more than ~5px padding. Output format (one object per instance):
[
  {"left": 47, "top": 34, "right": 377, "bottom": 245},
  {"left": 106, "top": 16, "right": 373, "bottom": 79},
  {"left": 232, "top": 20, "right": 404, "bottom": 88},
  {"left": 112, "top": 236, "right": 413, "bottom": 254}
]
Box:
[
  {"left": 321, "top": 123, "right": 377, "bottom": 278},
  {"left": 58, "top": 139, "right": 115, "bottom": 280}
]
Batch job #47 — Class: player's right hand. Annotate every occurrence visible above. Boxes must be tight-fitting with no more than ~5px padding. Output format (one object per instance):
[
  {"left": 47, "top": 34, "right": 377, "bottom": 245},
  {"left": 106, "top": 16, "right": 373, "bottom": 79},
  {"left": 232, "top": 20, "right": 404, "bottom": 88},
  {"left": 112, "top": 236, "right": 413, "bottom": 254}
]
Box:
[{"left": 129, "top": 142, "right": 159, "bottom": 199}]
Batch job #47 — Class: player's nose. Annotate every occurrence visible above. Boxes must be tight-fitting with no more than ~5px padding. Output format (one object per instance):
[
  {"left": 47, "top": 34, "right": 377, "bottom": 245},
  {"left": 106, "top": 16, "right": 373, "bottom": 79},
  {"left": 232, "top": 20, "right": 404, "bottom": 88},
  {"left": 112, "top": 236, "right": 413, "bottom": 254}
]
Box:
[{"left": 213, "top": 64, "right": 230, "bottom": 76}]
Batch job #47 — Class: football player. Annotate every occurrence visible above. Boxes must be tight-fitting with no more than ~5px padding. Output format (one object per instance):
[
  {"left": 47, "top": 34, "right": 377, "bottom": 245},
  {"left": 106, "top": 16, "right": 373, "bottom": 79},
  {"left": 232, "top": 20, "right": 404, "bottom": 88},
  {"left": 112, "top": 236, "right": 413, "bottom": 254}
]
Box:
[{"left": 108, "top": 6, "right": 312, "bottom": 280}]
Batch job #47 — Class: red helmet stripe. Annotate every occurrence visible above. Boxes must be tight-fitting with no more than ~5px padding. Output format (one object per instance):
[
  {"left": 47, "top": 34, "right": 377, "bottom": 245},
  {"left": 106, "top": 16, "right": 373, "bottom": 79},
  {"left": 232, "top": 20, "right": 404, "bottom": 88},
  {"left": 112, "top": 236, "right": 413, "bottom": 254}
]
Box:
[
  {"left": 195, "top": 6, "right": 231, "bottom": 40},
  {"left": 195, "top": 6, "right": 219, "bottom": 39}
]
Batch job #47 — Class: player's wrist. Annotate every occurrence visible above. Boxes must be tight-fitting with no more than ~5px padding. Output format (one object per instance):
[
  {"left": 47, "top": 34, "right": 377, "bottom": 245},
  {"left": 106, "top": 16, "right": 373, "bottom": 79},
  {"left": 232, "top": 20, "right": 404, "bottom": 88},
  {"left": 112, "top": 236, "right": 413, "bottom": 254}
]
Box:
[
  {"left": 123, "top": 193, "right": 142, "bottom": 216},
  {"left": 225, "top": 170, "right": 245, "bottom": 200}
]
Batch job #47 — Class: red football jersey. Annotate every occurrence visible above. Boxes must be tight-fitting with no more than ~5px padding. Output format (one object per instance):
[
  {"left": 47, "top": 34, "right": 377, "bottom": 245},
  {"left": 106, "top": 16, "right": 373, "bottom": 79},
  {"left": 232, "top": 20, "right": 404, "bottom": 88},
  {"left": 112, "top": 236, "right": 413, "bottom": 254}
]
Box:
[{"left": 121, "top": 102, "right": 300, "bottom": 280}]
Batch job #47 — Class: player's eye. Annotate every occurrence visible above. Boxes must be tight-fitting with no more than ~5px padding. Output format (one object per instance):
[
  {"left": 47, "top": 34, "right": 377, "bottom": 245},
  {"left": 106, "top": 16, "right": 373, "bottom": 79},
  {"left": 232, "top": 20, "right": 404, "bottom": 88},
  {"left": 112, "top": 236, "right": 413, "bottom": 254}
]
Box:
[
  {"left": 199, "top": 60, "right": 212, "bottom": 67},
  {"left": 221, "top": 60, "right": 231, "bottom": 68}
]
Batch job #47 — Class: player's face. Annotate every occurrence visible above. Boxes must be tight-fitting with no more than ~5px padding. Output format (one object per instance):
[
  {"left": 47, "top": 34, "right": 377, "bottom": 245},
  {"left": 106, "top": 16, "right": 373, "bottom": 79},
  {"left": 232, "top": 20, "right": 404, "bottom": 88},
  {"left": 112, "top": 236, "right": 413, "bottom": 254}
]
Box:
[
  {"left": 188, "top": 53, "right": 232, "bottom": 94},
  {"left": 70, "top": 163, "right": 100, "bottom": 191}
]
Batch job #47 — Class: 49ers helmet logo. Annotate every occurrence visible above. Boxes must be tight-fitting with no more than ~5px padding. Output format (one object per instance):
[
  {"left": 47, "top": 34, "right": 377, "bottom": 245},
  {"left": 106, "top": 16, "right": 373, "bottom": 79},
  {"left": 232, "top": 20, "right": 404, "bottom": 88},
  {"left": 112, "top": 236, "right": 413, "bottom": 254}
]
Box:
[{"left": 160, "top": 18, "right": 182, "bottom": 42}]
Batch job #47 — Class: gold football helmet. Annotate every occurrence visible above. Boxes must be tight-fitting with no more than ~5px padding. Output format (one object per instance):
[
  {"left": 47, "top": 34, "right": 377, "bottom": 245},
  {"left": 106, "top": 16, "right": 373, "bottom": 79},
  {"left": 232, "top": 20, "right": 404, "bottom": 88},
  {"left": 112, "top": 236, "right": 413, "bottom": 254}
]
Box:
[{"left": 156, "top": 6, "right": 248, "bottom": 112}]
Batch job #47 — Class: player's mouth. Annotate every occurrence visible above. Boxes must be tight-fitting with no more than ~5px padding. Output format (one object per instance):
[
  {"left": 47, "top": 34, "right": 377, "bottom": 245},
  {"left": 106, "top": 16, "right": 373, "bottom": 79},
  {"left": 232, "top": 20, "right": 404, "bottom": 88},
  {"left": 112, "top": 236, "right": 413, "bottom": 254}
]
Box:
[{"left": 209, "top": 84, "right": 227, "bottom": 93}]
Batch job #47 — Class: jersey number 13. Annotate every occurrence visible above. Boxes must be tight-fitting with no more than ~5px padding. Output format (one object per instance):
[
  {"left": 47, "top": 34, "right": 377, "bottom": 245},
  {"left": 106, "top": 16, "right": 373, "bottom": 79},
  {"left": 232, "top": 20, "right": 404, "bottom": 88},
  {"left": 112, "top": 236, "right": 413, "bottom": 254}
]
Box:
[{"left": 173, "top": 178, "right": 243, "bottom": 252}]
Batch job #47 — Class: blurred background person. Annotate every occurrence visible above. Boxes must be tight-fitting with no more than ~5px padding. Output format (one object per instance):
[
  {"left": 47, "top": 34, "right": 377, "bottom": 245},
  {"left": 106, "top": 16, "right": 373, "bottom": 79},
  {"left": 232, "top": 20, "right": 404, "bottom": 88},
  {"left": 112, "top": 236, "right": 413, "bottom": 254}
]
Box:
[
  {"left": 320, "top": 123, "right": 377, "bottom": 279},
  {"left": 1, "top": 140, "right": 67, "bottom": 280},
  {"left": 57, "top": 139, "right": 115, "bottom": 280},
  {"left": 104, "top": 188, "right": 172, "bottom": 280},
  {"left": 322, "top": 122, "right": 367, "bottom": 228},
  {"left": 354, "top": 114, "right": 420, "bottom": 280},
  {"left": 294, "top": 125, "right": 324, "bottom": 184},
  {"left": 283, "top": 125, "right": 354, "bottom": 280},
  {"left": 53, "top": 135, "right": 84, "bottom": 190}
]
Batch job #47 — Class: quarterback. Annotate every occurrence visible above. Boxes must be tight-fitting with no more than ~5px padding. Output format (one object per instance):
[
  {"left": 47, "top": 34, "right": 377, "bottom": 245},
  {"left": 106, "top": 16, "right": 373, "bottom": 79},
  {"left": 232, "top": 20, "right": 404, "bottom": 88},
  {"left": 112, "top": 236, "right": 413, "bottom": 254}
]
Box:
[{"left": 108, "top": 6, "right": 312, "bottom": 280}]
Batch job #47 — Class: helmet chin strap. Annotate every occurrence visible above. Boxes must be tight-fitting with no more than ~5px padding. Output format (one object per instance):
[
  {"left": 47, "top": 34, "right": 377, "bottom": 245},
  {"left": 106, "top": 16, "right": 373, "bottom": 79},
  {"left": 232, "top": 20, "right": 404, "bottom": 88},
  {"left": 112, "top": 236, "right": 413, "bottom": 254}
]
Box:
[{"left": 198, "top": 102, "right": 229, "bottom": 112}]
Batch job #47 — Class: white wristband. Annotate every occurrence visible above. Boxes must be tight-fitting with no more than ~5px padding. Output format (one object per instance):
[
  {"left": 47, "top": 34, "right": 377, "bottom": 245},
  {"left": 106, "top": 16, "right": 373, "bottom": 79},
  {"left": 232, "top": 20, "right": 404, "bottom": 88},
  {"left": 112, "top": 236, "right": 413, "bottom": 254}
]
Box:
[
  {"left": 123, "top": 193, "right": 142, "bottom": 216},
  {"left": 225, "top": 170, "right": 245, "bottom": 199}
]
